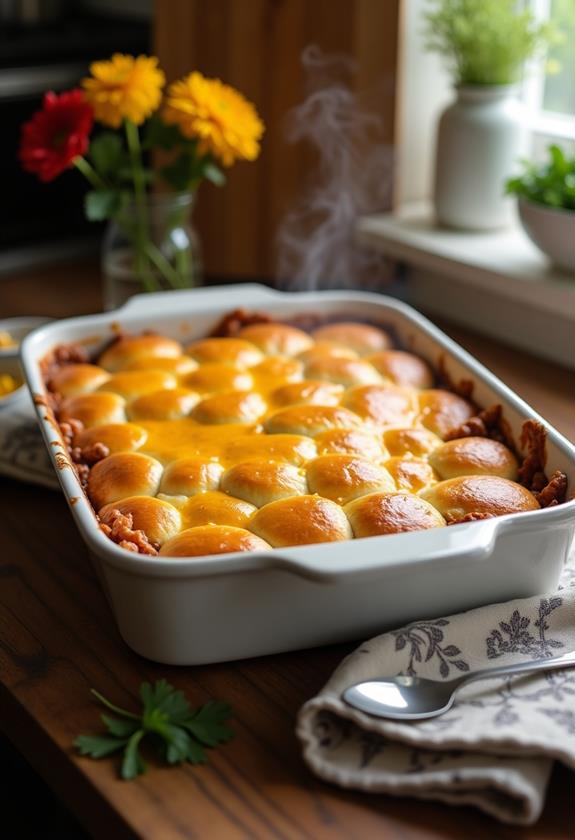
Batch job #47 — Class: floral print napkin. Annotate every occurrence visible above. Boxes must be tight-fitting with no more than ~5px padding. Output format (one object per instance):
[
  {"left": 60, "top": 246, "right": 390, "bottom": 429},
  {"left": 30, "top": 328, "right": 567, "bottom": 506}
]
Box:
[
  {"left": 0, "top": 390, "right": 59, "bottom": 489},
  {"left": 297, "top": 555, "right": 575, "bottom": 825}
]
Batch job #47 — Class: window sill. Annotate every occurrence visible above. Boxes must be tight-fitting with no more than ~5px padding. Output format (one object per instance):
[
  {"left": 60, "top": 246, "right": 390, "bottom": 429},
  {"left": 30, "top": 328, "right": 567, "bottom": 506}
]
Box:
[{"left": 356, "top": 202, "right": 575, "bottom": 369}]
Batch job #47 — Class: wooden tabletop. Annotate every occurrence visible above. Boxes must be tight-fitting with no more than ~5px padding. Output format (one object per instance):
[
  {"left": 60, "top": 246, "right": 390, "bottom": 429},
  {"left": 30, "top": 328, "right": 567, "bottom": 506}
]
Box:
[{"left": 2, "top": 263, "right": 575, "bottom": 839}]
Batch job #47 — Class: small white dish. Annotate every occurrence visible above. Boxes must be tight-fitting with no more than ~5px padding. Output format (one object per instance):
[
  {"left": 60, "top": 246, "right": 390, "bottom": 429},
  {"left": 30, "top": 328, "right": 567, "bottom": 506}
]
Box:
[
  {"left": 0, "top": 356, "right": 27, "bottom": 410},
  {"left": 0, "top": 316, "right": 52, "bottom": 360}
]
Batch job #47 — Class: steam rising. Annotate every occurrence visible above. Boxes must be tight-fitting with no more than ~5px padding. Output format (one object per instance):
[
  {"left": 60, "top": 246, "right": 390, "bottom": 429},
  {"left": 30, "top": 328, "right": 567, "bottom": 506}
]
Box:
[{"left": 276, "top": 45, "right": 392, "bottom": 291}]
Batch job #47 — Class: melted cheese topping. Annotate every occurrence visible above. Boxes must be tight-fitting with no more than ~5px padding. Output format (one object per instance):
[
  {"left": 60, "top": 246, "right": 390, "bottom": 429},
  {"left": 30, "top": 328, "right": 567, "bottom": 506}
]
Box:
[{"left": 51, "top": 323, "right": 537, "bottom": 556}]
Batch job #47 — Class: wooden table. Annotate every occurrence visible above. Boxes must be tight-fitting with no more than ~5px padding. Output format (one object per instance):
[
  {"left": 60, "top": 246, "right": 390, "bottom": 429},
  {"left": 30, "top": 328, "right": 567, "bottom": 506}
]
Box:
[{"left": 2, "top": 264, "right": 575, "bottom": 839}]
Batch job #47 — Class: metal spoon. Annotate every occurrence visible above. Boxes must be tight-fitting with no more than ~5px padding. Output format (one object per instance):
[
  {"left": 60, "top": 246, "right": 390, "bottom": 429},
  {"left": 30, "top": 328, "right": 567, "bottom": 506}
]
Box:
[{"left": 343, "top": 650, "right": 575, "bottom": 721}]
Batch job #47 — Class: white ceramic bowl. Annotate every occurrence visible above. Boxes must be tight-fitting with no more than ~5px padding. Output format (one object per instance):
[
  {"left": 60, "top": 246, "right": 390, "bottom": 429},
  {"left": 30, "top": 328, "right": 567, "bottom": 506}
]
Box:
[
  {"left": 518, "top": 198, "right": 575, "bottom": 273},
  {"left": 0, "top": 316, "right": 52, "bottom": 360},
  {"left": 0, "top": 355, "right": 27, "bottom": 410}
]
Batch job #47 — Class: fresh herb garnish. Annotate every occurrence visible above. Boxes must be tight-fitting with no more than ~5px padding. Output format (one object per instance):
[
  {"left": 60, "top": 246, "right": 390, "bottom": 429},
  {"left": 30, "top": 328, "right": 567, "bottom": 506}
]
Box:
[{"left": 75, "top": 680, "right": 233, "bottom": 780}]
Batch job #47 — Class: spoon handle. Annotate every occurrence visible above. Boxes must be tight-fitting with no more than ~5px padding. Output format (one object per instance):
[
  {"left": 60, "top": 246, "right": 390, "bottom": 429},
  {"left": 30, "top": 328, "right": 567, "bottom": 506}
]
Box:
[{"left": 456, "top": 649, "right": 575, "bottom": 692}]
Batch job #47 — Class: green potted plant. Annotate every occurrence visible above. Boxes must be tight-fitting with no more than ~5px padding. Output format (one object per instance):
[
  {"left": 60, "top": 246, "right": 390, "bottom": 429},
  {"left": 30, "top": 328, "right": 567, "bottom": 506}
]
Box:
[
  {"left": 506, "top": 144, "right": 575, "bottom": 272},
  {"left": 424, "top": 0, "right": 558, "bottom": 230}
]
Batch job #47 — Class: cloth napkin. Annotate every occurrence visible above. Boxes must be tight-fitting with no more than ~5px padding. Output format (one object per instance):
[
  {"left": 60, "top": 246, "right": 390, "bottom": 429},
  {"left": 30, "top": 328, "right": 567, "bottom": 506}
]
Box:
[
  {"left": 297, "top": 555, "right": 575, "bottom": 825},
  {"left": 0, "top": 388, "right": 59, "bottom": 489}
]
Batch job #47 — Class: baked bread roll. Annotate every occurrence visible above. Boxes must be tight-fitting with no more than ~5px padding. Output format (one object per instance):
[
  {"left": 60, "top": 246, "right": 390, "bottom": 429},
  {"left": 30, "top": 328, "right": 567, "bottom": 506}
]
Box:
[
  {"left": 99, "top": 370, "right": 177, "bottom": 399},
  {"left": 311, "top": 322, "right": 392, "bottom": 355},
  {"left": 75, "top": 422, "right": 147, "bottom": 454},
  {"left": 221, "top": 459, "right": 307, "bottom": 507},
  {"left": 99, "top": 496, "right": 181, "bottom": 546},
  {"left": 384, "top": 427, "right": 442, "bottom": 457},
  {"left": 181, "top": 491, "right": 257, "bottom": 529},
  {"left": 315, "top": 428, "right": 386, "bottom": 461},
  {"left": 264, "top": 405, "right": 362, "bottom": 437},
  {"left": 186, "top": 337, "right": 263, "bottom": 367},
  {"left": 367, "top": 350, "right": 434, "bottom": 389},
  {"left": 183, "top": 363, "right": 253, "bottom": 394},
  {"left": 297, "top": 341, "right": 358, "bottom": 365},
  {"left": 160, "top": 525, "right": 271, "bottom": 557},
  {"left": 49, "top": 364, "right": 110, "bottom": 396},
  {"left": 59, "top": 392, "right": 126, "bottom": 427},
  {"left": 429, "top": 437, "right": 519, "bottom": 481},
  {"left": 384, "top": 457, "right": 436, "bottom": 493},
  {"left": 271, "top": 380, "right": 344, "bottom": 408},
  {"left": 345, "top": 492, "right": 446, "bottom": 537},
  {"left": 421, "top": 475, "right": 539, "bottom": 522},
  {"left": 249, "top": 495, "right": 352, "bottom": 546},
  {"left": 306, "top": 454, "right": 395, "bottom": 504},
  {"left": 223, "top": 433, "right": 317, "bottom": 467},
  {"left": 303, "top": 355, "right": 382, "bottom": 387},
  {"left": 191, "top": 391, "right": 266, "bottom": 425},
  {"left": 87, "top": 451, "right": 163, "bottom": 509},
  {"left": 124, "top": 355, "right": 198, "bottom": 375},
  {"left": 237, "top": 323, "right": 314, "bottom": 356},
  {"left": 342, "top": 384, "right": 416, "bottom": 426},
  {"left": 128, "top": 388, "right": 199, "bottom": 421},
  {"left": 251, "top": 356, "right": 303, "bottom": 389},
  {"left": 99, "top": 334, "right": 182, "bottom": 371},
  {"left": 418, "top": 389, "right": 475, "bottom": 439},
  {"left": 159, "top": 457, "right": 224, "bottom": 496}
]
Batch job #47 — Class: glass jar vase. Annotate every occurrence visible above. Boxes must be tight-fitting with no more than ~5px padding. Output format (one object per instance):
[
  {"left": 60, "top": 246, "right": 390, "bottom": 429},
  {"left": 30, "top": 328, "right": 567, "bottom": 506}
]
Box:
[{"left": 101, "top": 192, "right": 201, "bottom": 310}]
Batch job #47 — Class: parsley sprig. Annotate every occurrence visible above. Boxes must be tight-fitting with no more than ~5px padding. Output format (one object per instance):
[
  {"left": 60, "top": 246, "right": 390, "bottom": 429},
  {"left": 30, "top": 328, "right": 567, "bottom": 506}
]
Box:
[{"left": 75, "top": 680, "right": 233, "bottom": 780}]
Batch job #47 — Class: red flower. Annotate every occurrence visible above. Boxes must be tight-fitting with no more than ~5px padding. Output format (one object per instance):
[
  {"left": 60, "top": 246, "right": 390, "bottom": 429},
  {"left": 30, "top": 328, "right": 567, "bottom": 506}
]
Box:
[{"left": 19, "top": 89, "right": 94, "bottom": 182}]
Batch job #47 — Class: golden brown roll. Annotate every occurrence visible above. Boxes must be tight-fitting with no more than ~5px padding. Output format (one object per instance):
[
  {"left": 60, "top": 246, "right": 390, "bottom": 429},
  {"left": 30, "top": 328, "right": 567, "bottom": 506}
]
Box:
[
  {"left": 186, "top": 337, "right": 263, "bottom": 367},
  {"left": 159, "top": 457, "right": 224, "bottom": 496},
  {"left": 223, "top": 433, "right": 317, "bottom": 467},
  {"left": 345, "top": 492, "right": 446, "bottom": 537},
  {"left": 367, "top": 350, "right": 434, "bottom": 389},
  {"left": 271, "top": 380, "right": 344, "bottom": 408},
  {"left": 249, "top": 495, "right": 352, "bottom": 546},
  {"left": 311, "top": 322, "right": 392, "bottom": 355},
  {"left": 384, "top": 457, "right": 437, "bottom": 493},
  {"left": 75, "top": 422, "right": 147, "bottom": 454},
  {"left": 160, "top": 525, "right": 271, "bottom": 557},
  {"left": 251, "top": 356, "right": 303, "bottom": 389},
  {"left": 297, "top": 341, "right": 359, "bottom": 365},
  {"left": 306, "top": 454, "right": 395, "bottom": 505},
  {"left": 128, "top": 388, "right": 199, "bottom": 421},
  {"left": 181, "top": 491, "right": 257, "bottom": 529},
  {"left": 191, "top": 391, "right": 266, "bottom": 425},
  {"left": 49, "top": 364, "right": 110, "bottom": 396},
  {"left": 418, "top": 389, "right": 475, "bottom": 439},
  {"left": 124, "top": 355, "right": 199, "bottom": 376},
  {"left": 99, "top": 334, "right": 183, "bottom": 371},
  {"left": 421, "top": 475, "right": 539, "bottom": 522},
  {"left": 237, "top": 323, "right": 314, "bottom": 356},
  {"left": 429, "top": 437, "right": 519, "bottom": 481},
  {"left": 264, "top": 404, "right": 362, "bottom": 437},
  {"left": 99, "top": 496, "right": 181, "bottom": 546},
  {"left": 182, "top": 363, "right": 253, "bottom": 394},
  {"left": 383, "top": 427, "right": 442, "bottom": 457},
  {"left": 303, "top": 355, "right": 382, "bottom": 387},
  {"left": 342, "top": 384, "right": 417, "bottom": 427},
  {"left": 315, "top": 428, "right": 386, "bottom": 461},
  {"left": 87, "top": 451, "right": 163, "bottom": 509},
  {"left": 99, "top": 370, "right": 177, "bottom": 400},
  {"left": 221, "top": 460, "right": 307, "bottom": 507},
  {"left": 59, "top": 392, "right": 126, "bottom": 428}
]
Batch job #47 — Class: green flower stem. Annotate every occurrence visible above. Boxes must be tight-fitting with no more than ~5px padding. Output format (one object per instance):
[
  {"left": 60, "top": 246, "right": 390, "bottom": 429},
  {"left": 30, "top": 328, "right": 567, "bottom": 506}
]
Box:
[
  {"left": 73, "top": 156, "right": 107, "bottom": 190},
  {"left": 125, "top": 119, "right": 158, "bottom": 291},
  {"left": 144, "top": 241, "right": 185, "bottom": 288}
]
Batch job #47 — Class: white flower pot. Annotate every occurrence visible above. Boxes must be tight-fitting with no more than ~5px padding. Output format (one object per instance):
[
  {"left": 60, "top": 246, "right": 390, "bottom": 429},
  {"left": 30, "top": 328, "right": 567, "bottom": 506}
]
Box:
[
  {"left": 434, "top": 86, "right": 525, "bottom": 230},
  {"left": 518, "top": 198, "right": 575, "bottom": 273}
]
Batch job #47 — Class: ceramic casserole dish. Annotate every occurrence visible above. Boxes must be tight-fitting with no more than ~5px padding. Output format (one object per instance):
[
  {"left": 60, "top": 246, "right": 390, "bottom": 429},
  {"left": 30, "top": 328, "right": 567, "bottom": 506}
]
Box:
[{"left": 21, "top": 285, "right": 575, "bottom": 664}]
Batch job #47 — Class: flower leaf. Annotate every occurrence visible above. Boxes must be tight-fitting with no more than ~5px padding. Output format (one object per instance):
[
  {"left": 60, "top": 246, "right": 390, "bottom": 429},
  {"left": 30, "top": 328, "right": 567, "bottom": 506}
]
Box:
[
  {"left": 84, "top": 189, "right": 126, "bottom": 221},
  {"left": 102, "top": 714, "right": 141, "bottom": 738},
  {"left": 144, "top": 117, "right": 184, "bottom": 151},
  {"left": 75, "top": 734, "right": 128, "bottom": 758},
  {"left": 121, "top": 731, "right": 146, "bottom": 780},
  {"left": 89, "top": 132, "right": 126, "bottom": 177}
]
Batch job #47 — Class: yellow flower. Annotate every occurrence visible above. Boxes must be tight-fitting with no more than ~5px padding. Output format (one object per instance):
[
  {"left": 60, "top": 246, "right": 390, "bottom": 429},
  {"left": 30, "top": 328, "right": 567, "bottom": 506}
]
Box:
[
  {"left": 83, "top": 54, "right": 165, "bottom": 128},
  {"left": 163, "top": 72, "right": 264, "bottom": 166}
]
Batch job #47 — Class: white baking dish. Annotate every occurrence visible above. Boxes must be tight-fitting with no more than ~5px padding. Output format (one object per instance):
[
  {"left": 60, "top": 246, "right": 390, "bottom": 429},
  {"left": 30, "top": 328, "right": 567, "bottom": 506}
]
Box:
[{"left": 21, "top": 285, "right": 575, "bottom": 665}]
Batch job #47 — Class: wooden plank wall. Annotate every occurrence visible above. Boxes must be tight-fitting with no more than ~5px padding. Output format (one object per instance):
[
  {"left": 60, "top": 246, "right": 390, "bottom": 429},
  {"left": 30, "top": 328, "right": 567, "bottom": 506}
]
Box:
[{"left": 155, "top": 0, "right": 400, "bottom": 280}]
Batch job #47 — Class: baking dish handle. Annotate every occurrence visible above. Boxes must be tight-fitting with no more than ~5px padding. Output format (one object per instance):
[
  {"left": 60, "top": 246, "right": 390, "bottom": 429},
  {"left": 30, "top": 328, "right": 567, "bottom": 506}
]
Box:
[
  {"left": 262, "top": 519, "right": 501, "bottom": 583},
  {"left": 118, "top": 283, "right": 280, "bottom": 315}
]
